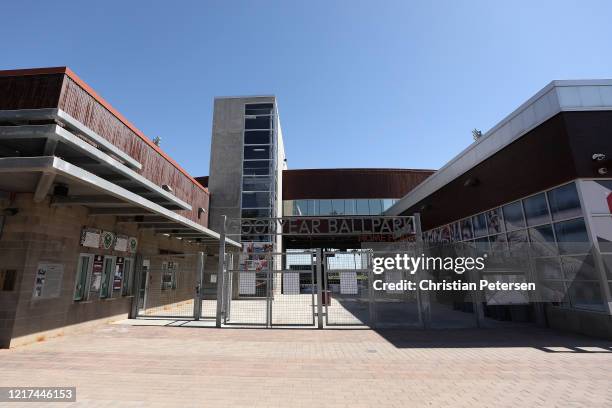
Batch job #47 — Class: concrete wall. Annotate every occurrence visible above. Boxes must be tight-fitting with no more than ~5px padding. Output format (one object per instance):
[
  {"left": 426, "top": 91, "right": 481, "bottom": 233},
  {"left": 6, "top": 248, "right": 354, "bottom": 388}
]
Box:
[{"left": 0, "top": 193, "right": 208, "bottom": 348}]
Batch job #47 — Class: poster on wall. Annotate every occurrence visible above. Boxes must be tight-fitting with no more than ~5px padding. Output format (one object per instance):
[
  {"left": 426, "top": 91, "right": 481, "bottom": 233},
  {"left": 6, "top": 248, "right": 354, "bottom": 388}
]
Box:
[
  {"left": 114, "top": 235, "right": 128, "bottom": 252},
  {"left": 89, "top": 255, "right": 104, "bottom": 295},
  {"left": 32, "top": 262, "right": 64, "bottom": 299},
  {"left": 113, "top": 257, "right": 125, "bottom": 291},
  {"left": 100, "top": 231, "right": 116, "bottom": 250},
  {"left": 80, "top": 228, "right": 101, "bottom": 249}
]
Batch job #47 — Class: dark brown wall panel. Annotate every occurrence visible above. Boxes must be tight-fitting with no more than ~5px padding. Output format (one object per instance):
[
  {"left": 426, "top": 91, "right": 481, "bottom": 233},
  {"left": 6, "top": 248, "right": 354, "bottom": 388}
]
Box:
[
  {"left": 283, "top": 169, "right": 434, "bottom": 200},
  {"left": 57, "top": 76, "right": 209, "bottom": 226},
  {"left": 0, "top": 74, "right": 64, "bottom": 110}
]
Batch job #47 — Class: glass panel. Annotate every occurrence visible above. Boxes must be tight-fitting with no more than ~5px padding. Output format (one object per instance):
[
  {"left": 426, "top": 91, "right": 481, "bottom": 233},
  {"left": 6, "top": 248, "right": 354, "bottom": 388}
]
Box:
[
  {"left": 331, "top": 199, "right": 345, "bottom": 215},
  {"left": 293, "top": 200, "right": 307, "bottom": 216},
  {"left": 561, "top": 255, "right": 599, "bottom": 281},
  {"left": 472, "top": 213, "right": 487, "bottom": 237},
  {"left": 356, "top": 199, "right": 370, "bottom": 215},
  {"left": 553, "top": 218, "right": 590, "bottom": 254},
  {"left": 243, "top": 178, "right": 270, "bottom": 192},
  {"left": 368, "top": 199, "right": 383, "bottom": 215},
  {"left": 460, "top": 218, "right": 473, "bottom": 240},
  {"left": 242, "top": 192, "right": 270, "bottom": 208},
  {"left": 74, "top": 256, "right": 90, "bottom": 301},
  {"left": 474, "top": 237, "right": 490, "bottom": 253},
  {"left": 502, "top": 201, "right": 525, "bottom": 231},
  {"left": 451, "top": 223, "right": 461, "bottom": 242},
  {"left": 528, "top": 224, "right": 557, "bottom": 256},
  {"left": 440, "top": 226, "right": 451, "bottom": 243},
  {"left": 507, "top": 230, "right": 528, "bottom": 255},
  {"left": 242, "top": 208, "right": 271, "bottom": 218},
  {"left": 245, "top": 116, "right": 271, "bottom": 130},
  {"left": 568, "top": 281, "right": 604, "bottom": 311},
  {"left": 318, "top": 200, "right": 332, "bottom": 215},
  {"left": 523, "top": 193, "right": 550, "bottom": 226},
  {"left": 539, "top": 280, "right": 568, "bottom": 304},
  {"left": 602, "top": 254, "right": 612, "bottom": 280},
  {"left": 243, "top": 160, "right": 270, "bottom": 176},
  {"left": 122, "top": 259, "right": 132, "bottom": 296},
  {"left": 344, "top": 199, "right": 356, "bottom": 215},
  {"left": 547, "top": 182, "right": 581, "bottom": 221},
  {"left": 382, "top": 199, "right": 395, "bottom": 212},
  {"left": 489, "top": 233, "right": 507, "bottom": 253},
  {"left": 244, "top": 145, "right": 270, "bottom": 160},
  {"left": 245, "top": 103, "right": 273, "bottom": 115},
  {"left": 486, "top": 208, "right": 504, "bottom": 234},
  {"left": 534, "top": 257, "right": 563, "bottom": 280},
  {"left": 244, "top": 130, "right": 271, "bottom": 144}
]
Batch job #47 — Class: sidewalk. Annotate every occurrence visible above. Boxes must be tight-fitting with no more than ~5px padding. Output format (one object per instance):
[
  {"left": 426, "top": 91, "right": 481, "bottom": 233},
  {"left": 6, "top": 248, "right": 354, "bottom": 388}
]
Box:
[{"left": 1, "top": 322, "right": 611, "bottom": 407}]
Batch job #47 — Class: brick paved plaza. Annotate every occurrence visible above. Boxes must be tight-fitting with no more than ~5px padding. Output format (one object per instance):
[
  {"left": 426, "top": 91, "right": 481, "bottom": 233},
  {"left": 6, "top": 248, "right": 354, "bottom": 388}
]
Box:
[{"left": 1, "top": 322, "right": 612, "bottom": 407}]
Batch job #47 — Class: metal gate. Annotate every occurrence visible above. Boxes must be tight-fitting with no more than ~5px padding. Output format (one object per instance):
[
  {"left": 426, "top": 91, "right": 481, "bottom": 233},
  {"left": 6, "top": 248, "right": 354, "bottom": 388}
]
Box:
[
  {"left": 134, "top": 252, "right": 217, "bottom": 320},
  {"left": 223, "top": 251, "right": 316, "bottom": 327}
]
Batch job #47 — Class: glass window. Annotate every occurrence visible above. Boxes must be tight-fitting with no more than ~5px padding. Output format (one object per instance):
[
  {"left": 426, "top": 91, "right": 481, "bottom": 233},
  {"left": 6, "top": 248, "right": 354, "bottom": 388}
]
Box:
[
  {"left": 293, "top": 200, "right": 307, "bottom": 216},
  {"left": 242, "top": 192, "right": 270, "bottom": 208},
  {"left": 382, "top": 199, "right": 395, "bottom": 212},
  {"left": 244, "top": 130, "right": 271, "bottom": 144},
  {"left": 344, "top": 200, "right": 356, "bottom": 215},
  {"left": 547, "top": 183, "right": 581, "bottom": 221},
  {"left": 602, "top": 254, "right": 612, "bottom": 280},
  {"left": 245, "top": 116, "right": 271, "bottom": 130},
  {"left": 368, "top": 199, "right": 383, "bottom": 215},
  {"left": 318, "top": 200, "right": 332, "bottom": 215},
  {"left": 502, "top": 201, "right": 525, "bottom": 231},
  {"left": 489, "top": 233, "right": 508, "bottom": 253},
  {"left": 245, "top": 103, "right": 273, "bottom": 115},
  {"left": 242, "top": 208, "right": 271, "bottom": 218},
  {"left": 528, "top": 224, "right": 557, "bottom": 256},
  {"left": 523, "top": 193, "right": 550, "bottom": 226},
  {"left": 554, "top": 218, "right": 590, "bottom": 254},
  {"left": 100, "top": 257, "right": 115, "bottom": 298},
  {"left": 74, "top": 254, "right": 91, "bottom": 301},
  {"left": 356, "top": 199, "right": 369, "bottom": 215},
  {"left": 243, "top": 160, "right": 270, "bottom": 176},
  {"left": 539, "top": 280, "right": 568, "bottom": 304},
  {"left": 486, "top": 208, "right": 504, "bottom": 234},
  {"left": 460, "top": 218, "right": 473, "bottom": 240},
  {"left": 507, "top": 230, "right": 529, "bottom": 256},
  {"left": 472, "top": 213, "right": 487, "bottom": 237},
  {"left": 244, "top": 145, "right": 270, "bottom": 160},
  {"left": 451, "top": 223, "right": 461, "bottom": 242},
  {"left": 243, "top": 178, "right": 270, "bottom": 192},
  {"left": 568, "top": 281, "right": 604, "bottom": 311},
  {"left": 535, "top": 258, "right": 563, "bottom": 280},
  {"left": 440, "top": 226, "right": 451, "bottom": 243},
  {"left": 561, "top": 255, "right": 598, "bottom": 281},
  {"left": 331, "top": 199, "right": 345, "bottom": 215},
  {"left": 474, "top": 237, "right": 490, "bottom": 253}
]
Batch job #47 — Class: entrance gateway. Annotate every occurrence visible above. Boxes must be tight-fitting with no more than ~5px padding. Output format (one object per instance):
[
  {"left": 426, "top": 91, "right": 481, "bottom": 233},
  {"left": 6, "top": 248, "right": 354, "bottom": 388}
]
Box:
[{"left": 134, "top": 215, "right": 541, "bottom": 329}]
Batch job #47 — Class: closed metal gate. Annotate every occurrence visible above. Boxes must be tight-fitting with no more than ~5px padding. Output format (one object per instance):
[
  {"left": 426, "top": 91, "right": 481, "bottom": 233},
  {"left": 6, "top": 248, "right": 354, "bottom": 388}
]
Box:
[{"left": 223, "top": 251, "right": 316, "bottom": 327}]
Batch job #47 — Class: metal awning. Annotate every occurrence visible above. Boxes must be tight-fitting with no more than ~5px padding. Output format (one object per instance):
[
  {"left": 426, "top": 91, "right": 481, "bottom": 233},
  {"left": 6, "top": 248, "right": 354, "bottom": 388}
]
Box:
[{"left": 0, "top": 156, "right": 240, "bottom": 247}]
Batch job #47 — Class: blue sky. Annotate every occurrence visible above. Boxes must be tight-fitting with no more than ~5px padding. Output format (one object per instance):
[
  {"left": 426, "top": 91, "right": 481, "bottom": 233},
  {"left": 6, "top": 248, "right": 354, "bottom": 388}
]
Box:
[{"left": 2, "top": 1, "right": 612, "bottom": 176}]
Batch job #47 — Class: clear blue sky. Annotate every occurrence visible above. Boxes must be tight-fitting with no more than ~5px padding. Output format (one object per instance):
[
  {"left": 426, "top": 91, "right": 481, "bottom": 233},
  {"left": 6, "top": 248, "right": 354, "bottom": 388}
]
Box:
[{"left": 2, "top": 1, "right": 612, "bottom": 176}]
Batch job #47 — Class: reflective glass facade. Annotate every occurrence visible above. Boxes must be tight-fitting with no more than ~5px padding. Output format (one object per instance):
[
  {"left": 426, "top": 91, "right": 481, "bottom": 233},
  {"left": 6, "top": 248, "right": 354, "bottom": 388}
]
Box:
[{"left": 284, "top": 198, "right": 398, "bottom": 216}]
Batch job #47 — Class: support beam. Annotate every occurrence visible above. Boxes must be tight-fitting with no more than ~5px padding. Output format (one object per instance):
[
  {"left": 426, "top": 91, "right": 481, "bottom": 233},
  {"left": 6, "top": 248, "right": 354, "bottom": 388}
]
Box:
[
  {"left": 33, "top": 172, "right": 56, "bottom": 202},
  {"left": 88, "top": 208, "right": 155, "bottom": 216},
  {"left": 51, "top": 195, "right": 125, "bottom": 206}
]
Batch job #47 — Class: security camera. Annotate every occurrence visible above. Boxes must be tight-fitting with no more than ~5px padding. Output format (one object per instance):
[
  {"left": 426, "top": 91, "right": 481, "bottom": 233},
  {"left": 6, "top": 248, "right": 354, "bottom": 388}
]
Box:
[
  {"left": 598, "top": 167, "right": 608, "bottom": 175},
  {"left": 593, "top": 153, "right": 607, "bottom": 161}
]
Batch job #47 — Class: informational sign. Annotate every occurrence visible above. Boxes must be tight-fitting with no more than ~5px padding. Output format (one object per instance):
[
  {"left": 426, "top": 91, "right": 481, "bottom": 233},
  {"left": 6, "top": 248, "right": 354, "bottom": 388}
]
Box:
[
  {"left": 100, "top": 231, "right": 116, "bottom": 250},
  {"left": 89, "top": 255, "right": 104, "bottom": 295},
  {"left": 113, "top": 257, "right": 124, "bottom": 291},
  {"left": 32, "top": 262, "right": 64, "bottom": 299},
  {"left": 80, "top": 228, "right": 101, "bottom": 249},
  {"left": 114, "top": 235, "right": 128, "bottom": 252},
  {"left": 239, "top": 272, "right": 256, "bottom": 295},
  {"left": 283, "top": 272, "right": 300, "bottom": 295},
  {"left": 340, "top": 272, "right": 358, "bottom": 294}
]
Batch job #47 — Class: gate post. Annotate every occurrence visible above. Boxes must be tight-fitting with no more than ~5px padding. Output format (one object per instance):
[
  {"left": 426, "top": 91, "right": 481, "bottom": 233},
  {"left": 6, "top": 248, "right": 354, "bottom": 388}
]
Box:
[
  {"left": 193, "top": 251, "right": 204, "bottom": 321},
  {"left": 316, "top": 248, "right": 324, "bottom": 329},
  {"left": 215, "top": 215, "right": 227, "bottom": 328},
  {"left": 367, "top": 252, "right": 376, "bottom": 328}
]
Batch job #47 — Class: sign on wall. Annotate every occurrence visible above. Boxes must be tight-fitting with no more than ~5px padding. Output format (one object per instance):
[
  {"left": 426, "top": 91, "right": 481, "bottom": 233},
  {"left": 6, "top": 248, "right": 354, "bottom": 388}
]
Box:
[
  {"left": 114, "top": 235, "right": 128, "bottom": 252},
  {"left": 100, "top": 231, "right": 116, "bottom": 250},
  {"left": 89, "top": 255, "right": 104, "bottom": 295},
  {"left": 32, "top": 262, "right": 64, "bottom": 299},
  {"left": 80, "top": 228, "right": 101, "bottom": 249}
]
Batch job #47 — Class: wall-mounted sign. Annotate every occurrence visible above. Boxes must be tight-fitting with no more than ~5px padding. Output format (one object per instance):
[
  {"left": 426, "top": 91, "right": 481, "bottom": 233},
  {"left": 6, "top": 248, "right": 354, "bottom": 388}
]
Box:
[
  {"left": 32, "top": 262, "right": 64, "bottom": 299},
  {"left": 100, "top": 231, "right": 116, "bottom": 250},
  {"left": 128, "top": 237, "right": 138, "bottom": 253},
  {"left": 114, "top": 235, "right": 128, "bottom": 252},
  {"left": 113, "top": 257, "right": 124, "bottom": 291},
  {"left": 80, "top": 228, "right": 101, "bottom": 248},
  {"left": 89, "top": 255, "right": 104, "bottom": 295}
]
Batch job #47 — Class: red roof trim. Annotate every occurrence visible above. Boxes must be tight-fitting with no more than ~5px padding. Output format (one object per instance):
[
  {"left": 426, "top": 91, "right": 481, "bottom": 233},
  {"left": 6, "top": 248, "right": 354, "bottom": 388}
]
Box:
[{"left": 0, "top": 66, "right": 208, "bottom": 194}]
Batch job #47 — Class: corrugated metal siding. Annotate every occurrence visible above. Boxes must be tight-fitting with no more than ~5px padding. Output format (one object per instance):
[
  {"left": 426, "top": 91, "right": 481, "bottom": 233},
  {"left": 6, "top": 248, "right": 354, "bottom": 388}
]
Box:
[{"left": 56, "top": 76, "right": 209, "bottom": 226}]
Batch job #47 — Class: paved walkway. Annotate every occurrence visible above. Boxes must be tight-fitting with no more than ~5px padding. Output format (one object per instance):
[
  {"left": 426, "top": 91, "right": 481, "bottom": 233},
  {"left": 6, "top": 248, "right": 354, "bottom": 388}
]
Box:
[{"left": 1, "top": 323, "right": 612, "bottom": 407}]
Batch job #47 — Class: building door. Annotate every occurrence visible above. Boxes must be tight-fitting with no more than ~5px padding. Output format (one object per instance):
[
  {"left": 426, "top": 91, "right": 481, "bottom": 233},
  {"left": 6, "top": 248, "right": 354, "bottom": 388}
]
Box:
[{"left": 137, "top": 259, "right": 150, "bottom": 313}]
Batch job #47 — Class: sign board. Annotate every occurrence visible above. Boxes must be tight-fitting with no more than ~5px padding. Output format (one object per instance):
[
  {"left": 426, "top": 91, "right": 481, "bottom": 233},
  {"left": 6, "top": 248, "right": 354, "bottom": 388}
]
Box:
[
  {"left": 80, "top": 228, "right": 101, "bottom": 248},
  {"left": 32, "top": 262, "right": 64, "bottom": 299},
  {"left": 89, "top": 255, "right": 104, "bottom": 295},
  {"left": 114, "top": 235, "right": 128, "bottom": 252}
]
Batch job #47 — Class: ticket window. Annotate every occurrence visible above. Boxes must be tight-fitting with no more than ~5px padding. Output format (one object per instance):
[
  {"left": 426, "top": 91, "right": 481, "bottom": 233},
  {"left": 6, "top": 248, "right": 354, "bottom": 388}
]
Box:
[
  {"left": 74, "top": 253, "right": 94, "bottom": 301},
  {"left": 121, "top": 258, "right": 134, "bottom": 296},
  {"left": 100, "top": 256, "right": 116, "bottom": 299}
]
